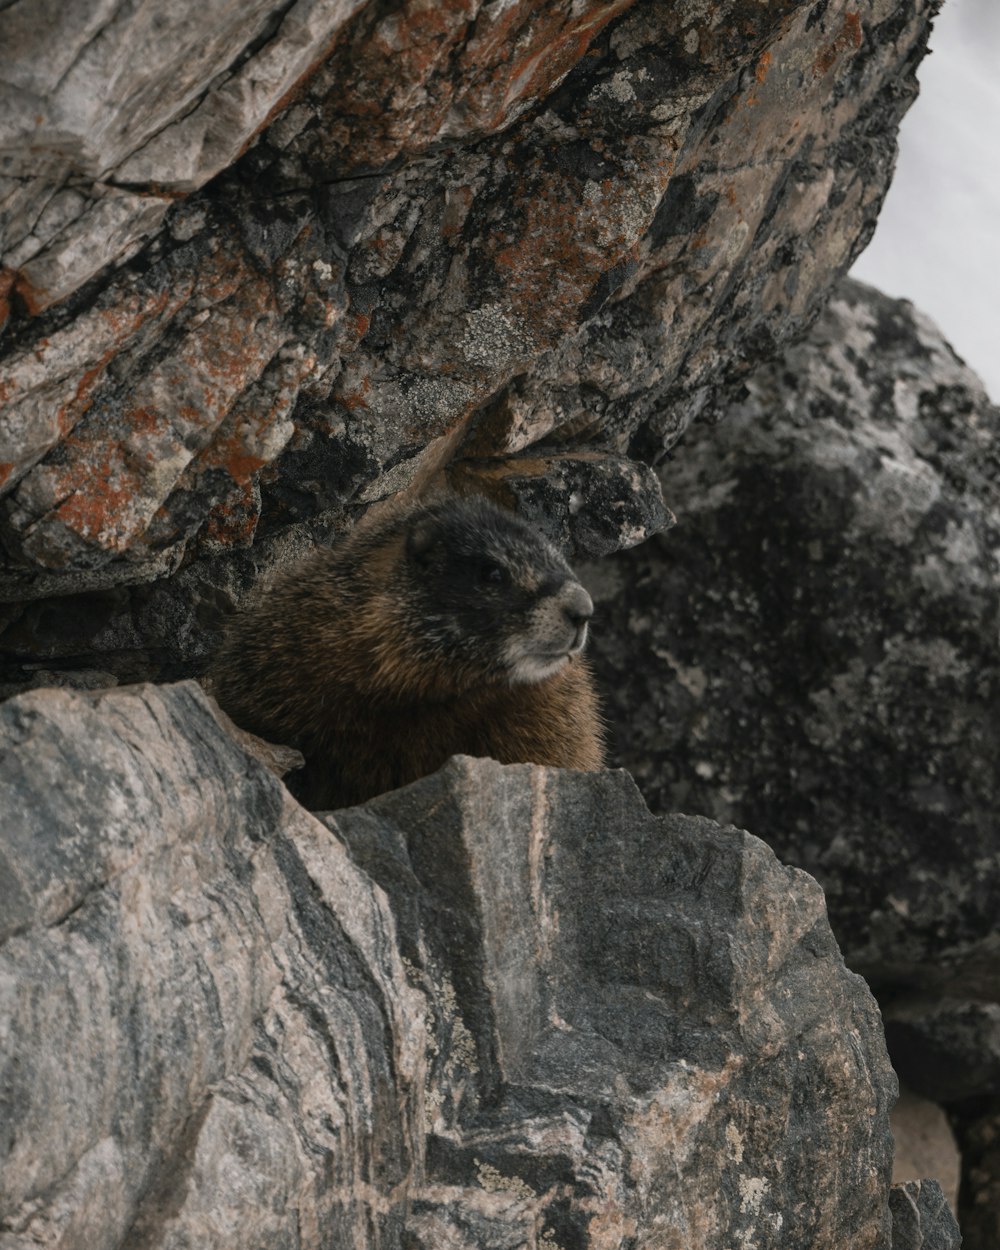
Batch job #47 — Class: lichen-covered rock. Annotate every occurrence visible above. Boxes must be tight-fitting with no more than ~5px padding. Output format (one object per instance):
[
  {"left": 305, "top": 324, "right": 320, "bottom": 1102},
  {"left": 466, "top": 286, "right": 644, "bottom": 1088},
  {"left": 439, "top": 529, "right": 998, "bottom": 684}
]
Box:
[
  {"left": 585, "top": 276, "right": 998, "bottom": 1247},
  {"left": 0, "top": 681, "right": 907, "bottom": 1248},
  {"left": 585, "top": 278, "right": 1000, "bottom": 1002},
  {"left": 0, "top": 0, "right": 935, "bottom": 685}
]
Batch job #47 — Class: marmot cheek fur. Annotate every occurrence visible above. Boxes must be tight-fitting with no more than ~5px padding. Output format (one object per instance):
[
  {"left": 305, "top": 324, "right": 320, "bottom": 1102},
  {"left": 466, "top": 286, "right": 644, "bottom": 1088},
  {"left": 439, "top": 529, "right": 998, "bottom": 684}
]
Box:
[{"left": 210, "top": 495, "right": 604, "bottom": 809}]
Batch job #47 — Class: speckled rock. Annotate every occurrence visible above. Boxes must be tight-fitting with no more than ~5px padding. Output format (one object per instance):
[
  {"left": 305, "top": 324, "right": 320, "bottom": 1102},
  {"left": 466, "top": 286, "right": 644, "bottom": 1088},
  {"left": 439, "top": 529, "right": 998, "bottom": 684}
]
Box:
[
  {"left": 889, "top": 1181, "right": 961, "bottom": 1250},
  {"left": 1, "top": 681, "right": 910, "bottom": 1249},
  {"left": 584, "top": 276, "right": 998, "bottom": 1246},
  {"left": 584, "top": 278, "right": 1000, "bottom": 1000},
  {"left": 0, "top": 0, "right": 936, "bottom": 691}
]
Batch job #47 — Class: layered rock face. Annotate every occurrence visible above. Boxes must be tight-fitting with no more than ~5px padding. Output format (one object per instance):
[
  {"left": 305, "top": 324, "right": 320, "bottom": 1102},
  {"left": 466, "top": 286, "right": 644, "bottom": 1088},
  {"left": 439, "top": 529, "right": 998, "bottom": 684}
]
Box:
[
  {"left": 585, "top": 277, "right": 999, "bottom": 1247},
  {"left": 0, "top": 1, "right": 977, "bottom": 1246},
  {"left": 1, "top": 680, "right": 910, "bottom": 1249},
  {"left": 1, "top": 0, "right": 935, "bottom": 692}
]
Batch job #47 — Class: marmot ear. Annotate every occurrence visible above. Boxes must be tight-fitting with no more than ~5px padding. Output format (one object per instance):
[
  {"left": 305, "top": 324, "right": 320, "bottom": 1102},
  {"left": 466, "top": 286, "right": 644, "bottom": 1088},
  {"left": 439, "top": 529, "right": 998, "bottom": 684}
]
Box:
[{"left": 406, "top": 516, "right": 439, "bottom": 566}]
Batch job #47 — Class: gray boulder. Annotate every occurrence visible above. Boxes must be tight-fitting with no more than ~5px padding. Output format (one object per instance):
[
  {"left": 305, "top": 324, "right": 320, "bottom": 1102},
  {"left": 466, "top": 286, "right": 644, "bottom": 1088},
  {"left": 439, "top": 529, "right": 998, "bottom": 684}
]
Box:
[
  {"left": 584, "top": 275, "right": 998, "bottom": 1247},
  {"left": 1, "top": 680, "right": 907, "bottom": 1248},
  {"left": 585, "top": 278, "right": 1000, "bottom": 999}
]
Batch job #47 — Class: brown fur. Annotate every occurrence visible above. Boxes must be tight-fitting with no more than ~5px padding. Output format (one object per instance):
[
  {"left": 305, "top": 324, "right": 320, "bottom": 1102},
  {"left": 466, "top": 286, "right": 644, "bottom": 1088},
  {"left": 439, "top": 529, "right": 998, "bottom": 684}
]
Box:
[{"left": 210, "top": 497, "right": 604, "bottom": 808}]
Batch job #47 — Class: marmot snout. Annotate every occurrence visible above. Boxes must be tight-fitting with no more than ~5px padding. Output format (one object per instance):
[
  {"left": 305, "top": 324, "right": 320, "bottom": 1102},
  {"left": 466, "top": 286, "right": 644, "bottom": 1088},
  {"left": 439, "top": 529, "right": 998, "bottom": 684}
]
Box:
[{"left": 210, "top": 495, "right": 604, "bottom": 808}]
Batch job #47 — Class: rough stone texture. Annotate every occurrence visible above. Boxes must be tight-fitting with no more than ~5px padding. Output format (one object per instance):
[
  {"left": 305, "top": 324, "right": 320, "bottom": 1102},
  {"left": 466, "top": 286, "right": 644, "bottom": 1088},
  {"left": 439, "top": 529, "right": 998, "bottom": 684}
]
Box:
[
  {"left": 0, "top": 681, "right": 425, "bottom": 1248},
  {"left": 0, "top": 0, "right": 936, "bottom": 693},
  {"left": 0, "top": 0, "right": 368, "bottom": 309},
  {"left": 0, "top": 680, "right": 907, "bottom": 1248},
  {"left": 890, "top": 1087, "right": 960, "bottom": 1215},
  {"left": 889, "top": 1181, "right": 961, "bottom": 1250},
  {"left": 584, "top": 278, "right": 1000, "bottom": 999},
  {"left": 949, "top": 1098, "right": 1000, "bottom": 1250},
  {"left": 583, "top": 275, "right": 999, "bottom": 1248},
  {"left": 331, "top": 755, "right": 898, "bottom": 1250}
]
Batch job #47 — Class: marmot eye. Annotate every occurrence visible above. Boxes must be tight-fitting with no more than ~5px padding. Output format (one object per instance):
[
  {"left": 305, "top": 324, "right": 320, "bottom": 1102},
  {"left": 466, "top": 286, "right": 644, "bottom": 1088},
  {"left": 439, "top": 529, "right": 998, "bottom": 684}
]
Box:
[{"left": 479, "top": 560, "right": 507, "bottom": 586}]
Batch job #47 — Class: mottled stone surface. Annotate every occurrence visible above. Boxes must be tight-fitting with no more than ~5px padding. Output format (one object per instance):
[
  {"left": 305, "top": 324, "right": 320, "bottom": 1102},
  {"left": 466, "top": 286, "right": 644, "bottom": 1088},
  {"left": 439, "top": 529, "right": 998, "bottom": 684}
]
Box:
[
  {"left": 0, "top": 0, "right": 935, "bottom": 647},
  {"left": 585, "top": 278, "right": 1000, "bottom": 1000},
  {"left": 330, "top": 755, "right": 898, "bottom": 1250},
  {"left": 585, "top": 277, "right": 998, "bottom": 1248},
  {"left": 0, "top": 0, "right": 368, "bottom": 309},
  {"left": 889, "top": 1180, "right": 961, "bottom": 1250},
  {"left": 0, "top": 681, "right": 424, "bottom": 1248},
  {"left": 1, "top": 681, "right": 908, "bottom": 1248}
]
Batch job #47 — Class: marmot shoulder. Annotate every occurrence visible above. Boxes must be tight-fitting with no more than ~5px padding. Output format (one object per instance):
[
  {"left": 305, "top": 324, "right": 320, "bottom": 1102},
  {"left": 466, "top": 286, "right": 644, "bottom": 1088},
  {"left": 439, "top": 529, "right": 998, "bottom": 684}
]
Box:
[{"left": 210, "top": 495, "right": 604, "bottom": 808}]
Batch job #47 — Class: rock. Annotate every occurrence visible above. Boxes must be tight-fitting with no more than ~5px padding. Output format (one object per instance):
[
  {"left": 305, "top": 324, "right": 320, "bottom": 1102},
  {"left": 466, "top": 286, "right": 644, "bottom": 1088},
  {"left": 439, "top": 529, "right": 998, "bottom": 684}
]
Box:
[
  {"left": 890, "top": 1086, "right": 960, "bottom": 1214},
  {"left": 584, "top": 277, "right": 1000, "bottom": 1003},
  {"left": 328, "top": 757, "right": 900, "bottom": 1249},
  {"left": 203, "top": 693, "right": 307, "bottom": 780},
  {"left": 884, "top": 998, "right": 1000, "bottom": 1105},
  {"left": 451, "top": 451, "right": 675, "bottom": 560},
  {"left": 0, "top": 680, "right": 906, "bottom": 1248},
  {"left": 948, "top": 1098, "right": 1000, "bottom": 1250},
  {"left": 0, "top": 0, "right": 936, "bottom": 691},
  {"left": 584, "top": 275, "right": 999, "bottom": 1248},
  {"left": 889, "top": 1180, "right": 961, "bottom": 1250},
  {"left": 0, "top": 681, "right": 424, "bottom": 1248},
  {"left": 0, "top": 0, "right": 369, "bottom": 308}
]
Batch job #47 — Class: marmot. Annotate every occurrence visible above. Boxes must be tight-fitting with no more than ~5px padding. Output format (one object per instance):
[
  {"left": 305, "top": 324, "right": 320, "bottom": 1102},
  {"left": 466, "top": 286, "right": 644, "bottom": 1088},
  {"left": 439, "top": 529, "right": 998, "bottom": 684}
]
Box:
[{"left": 210, "top": 495, "right": 604, "bottom": 808}]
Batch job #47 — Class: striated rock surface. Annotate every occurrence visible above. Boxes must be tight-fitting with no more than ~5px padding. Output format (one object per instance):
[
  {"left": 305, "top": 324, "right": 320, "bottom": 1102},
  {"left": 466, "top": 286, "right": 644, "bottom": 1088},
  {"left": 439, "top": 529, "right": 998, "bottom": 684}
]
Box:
[
  {"left": 0, "top": 681, "right": 425, "bottom": 1248},
  {"left": 0, "top": 679, "right": 910, "bottom": 1248},
  {"left": 0, "top": 0, "right": 937, "bottom": 693}
]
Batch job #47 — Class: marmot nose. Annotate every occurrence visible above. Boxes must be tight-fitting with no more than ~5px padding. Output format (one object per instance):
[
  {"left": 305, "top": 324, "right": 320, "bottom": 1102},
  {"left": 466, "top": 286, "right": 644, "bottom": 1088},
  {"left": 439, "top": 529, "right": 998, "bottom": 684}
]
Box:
[{"left": 561, "top": 583, "right": 594, "bottom": 630}]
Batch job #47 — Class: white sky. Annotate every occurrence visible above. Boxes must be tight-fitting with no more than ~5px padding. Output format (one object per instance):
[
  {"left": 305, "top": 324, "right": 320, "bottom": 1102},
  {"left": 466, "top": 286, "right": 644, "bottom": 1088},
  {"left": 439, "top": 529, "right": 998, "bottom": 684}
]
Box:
[{"left": 850, "top": 0, "right": 1000, "bottom": 401}]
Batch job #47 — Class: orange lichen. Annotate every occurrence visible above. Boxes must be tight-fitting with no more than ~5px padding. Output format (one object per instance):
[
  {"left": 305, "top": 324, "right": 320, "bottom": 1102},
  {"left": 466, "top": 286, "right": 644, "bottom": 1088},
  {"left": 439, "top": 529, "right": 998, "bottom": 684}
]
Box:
[
  {"left": 12, "top": 271, "right": 48, "bottom": 317},
  {"left": 52, "top": 468, "right": 139, "bottom": 550},
  {"left": 201, "top": 495, "right": 260, "bottom": 547},
  {"left": 58, "top": 351, "right": 118, "bottom": 437},
  {"left": 339, "top": 382, "right": 371, "bottom": 411},
  {"left": 0, "top": 269, "right": 13, "bottom": 331},
  {"left": 312, "top": 0, "right": 641, "bottom": 173},
  {"left": 814, "top": 11, "right": 863, "bottom": 76},
  {"left": 498, "top": 0, "right": 635, "bottom": 116}
]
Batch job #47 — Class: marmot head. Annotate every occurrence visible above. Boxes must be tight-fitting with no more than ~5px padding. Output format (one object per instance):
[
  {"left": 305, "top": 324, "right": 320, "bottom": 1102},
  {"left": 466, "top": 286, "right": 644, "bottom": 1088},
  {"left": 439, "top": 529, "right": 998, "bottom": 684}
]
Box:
[{"left": 377, "top": 496, "right": 593, "bottom": 698}]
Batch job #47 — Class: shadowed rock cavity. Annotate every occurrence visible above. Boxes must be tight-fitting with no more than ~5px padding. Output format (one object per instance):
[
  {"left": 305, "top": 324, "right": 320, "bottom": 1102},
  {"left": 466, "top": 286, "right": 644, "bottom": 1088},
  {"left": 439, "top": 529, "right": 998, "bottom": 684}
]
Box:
[{"left": 0, "top": 679, "right": 952, "bottom": 1249}]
